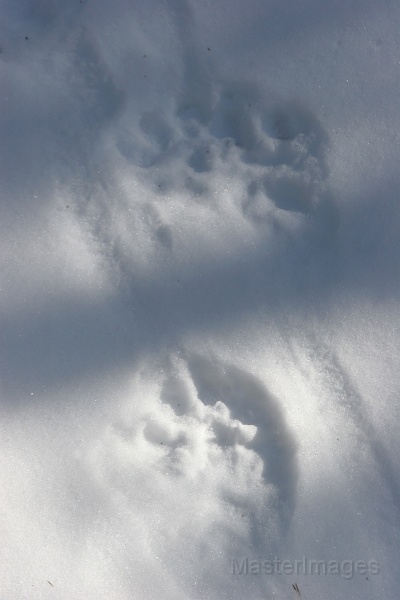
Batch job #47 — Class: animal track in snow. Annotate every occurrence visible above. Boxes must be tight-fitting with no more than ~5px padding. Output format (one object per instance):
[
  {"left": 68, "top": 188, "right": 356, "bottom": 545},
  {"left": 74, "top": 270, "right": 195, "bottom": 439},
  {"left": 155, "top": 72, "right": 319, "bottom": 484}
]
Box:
[
  {"left": 91, "top": 351, "right": 298, "bottom": 555},
  {"left": 116, "top": 80, "right": 336, "bottom": 232}
]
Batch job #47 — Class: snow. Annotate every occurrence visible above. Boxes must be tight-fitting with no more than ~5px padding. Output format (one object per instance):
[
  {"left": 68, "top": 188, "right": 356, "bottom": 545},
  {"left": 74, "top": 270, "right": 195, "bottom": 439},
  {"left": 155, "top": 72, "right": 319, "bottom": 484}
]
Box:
[{"left": 1, "top": 0, "right": 400, "bottom": 598}]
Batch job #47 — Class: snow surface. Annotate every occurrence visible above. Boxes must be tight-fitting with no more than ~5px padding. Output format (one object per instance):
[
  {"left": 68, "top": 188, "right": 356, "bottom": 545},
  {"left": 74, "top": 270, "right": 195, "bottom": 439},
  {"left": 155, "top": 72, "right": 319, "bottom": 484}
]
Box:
[{"left": 1, "top": 0, "right": 400, "bottom": 598}]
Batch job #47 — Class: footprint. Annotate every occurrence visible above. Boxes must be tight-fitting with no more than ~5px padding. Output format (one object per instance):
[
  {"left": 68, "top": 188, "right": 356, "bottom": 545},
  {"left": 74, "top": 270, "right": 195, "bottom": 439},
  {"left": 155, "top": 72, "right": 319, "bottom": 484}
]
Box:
[
  {"left": 114, "top": 77, "right": 337, "bottom": 238},
  {"left": 94, "top": 352, "right": 298, "bottom": 525},
  {"left": 88, "top": 351, "right": 298, "bottom": 596},
  {"left": 77, "top": 77, "right": 337, "bottom": 297}
]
